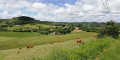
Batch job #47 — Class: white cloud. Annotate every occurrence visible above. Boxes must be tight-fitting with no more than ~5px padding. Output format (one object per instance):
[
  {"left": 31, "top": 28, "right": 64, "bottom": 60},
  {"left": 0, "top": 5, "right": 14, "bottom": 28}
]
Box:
[
  {"left": 0, "top": 10, "right": 10, "bottom": 19},
  {"left": 0, "top": 0, "right": 120, "bottom": 22},
  {"left": 0, "top": 10, "right": 27, "bottom": 19},
  {"left": 3, "top": 10, "right": 8, "bottom": 15}
]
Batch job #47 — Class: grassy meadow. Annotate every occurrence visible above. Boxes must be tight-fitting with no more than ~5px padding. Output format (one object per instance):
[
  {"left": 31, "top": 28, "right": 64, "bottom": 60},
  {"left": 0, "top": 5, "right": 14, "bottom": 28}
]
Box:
[
  {"left": 0, "top": 32, "right": 39, "bottom": 38},
  {"left": 0, "top": 31, "right": 97, "bottom": 60},
  {"left": 0, "top": 37, "right": 96, "bottom": 60},
  {"left": 0, "top": 31, "right": 97, "bottom": 50},
  {"left": 0, "top": 30, "right": 120, "bottom": 60}
]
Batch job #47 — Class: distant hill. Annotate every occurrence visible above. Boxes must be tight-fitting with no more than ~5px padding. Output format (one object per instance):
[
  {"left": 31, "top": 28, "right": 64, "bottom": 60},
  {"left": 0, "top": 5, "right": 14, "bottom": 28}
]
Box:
[
  {"left": 0, "top": 16, "right": 54, "bottom": 25},
  {"left": 0, "top": 16, "right": 120, "bottom": 27},
  {"left": 12, "top": 16, "right": 36, "bottom": 25}
]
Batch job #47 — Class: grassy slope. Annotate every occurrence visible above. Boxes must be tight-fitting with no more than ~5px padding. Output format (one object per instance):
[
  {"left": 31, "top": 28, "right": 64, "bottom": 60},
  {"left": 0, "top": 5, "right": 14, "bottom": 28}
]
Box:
[
  {"left": 0, "top": 32, "right": 39, "bottom": 38},
  {"left": 0, "top": 31, "right": 97, "bottom": 50},
  {"left": 0, "top": 37, "right": 96, "bottom": 60},
  {"left": 0, "top": 36, "right": 17, "bottom": 42},
  {"left": 1, "top": 31, "right": 119, "bottom": 60},
  {"left": 0, "top": 36, "right": 118, "bottom": 60},
  {"left": 52, "top": 37, "right": 115, "bottom": 60},
  {"left": 97, "top": 39, "right": 120, "bottom": 60}
]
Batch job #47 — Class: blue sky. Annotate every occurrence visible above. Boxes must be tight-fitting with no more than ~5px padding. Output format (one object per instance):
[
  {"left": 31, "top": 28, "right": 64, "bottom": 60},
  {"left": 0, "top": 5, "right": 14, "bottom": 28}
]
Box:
[
  {"left": 39, "top": 0, "right": 77, "bottom": 7},
  {"left": 0, "top": 0, "right": 120, "bottom": 22},
  {"left": 28, "top": 0, "right": 77, "bottom": 6}
]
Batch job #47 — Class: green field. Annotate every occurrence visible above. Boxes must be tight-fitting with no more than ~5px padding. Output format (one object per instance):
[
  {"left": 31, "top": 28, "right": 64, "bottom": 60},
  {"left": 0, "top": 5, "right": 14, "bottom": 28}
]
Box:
[
  {"left": 0, "top": 38, "right": 97, "bottom": 60},
  {"left": 0, "top": 32, "right": 39, "bottom": 38},
  {"left": 0, "top": 31, "right": 97, "bottom": 60},
  {"left": 0, "top": 31, "right": 120, "bottom": 60},
  {"left": 0, "top": 31, "right": 97, "bottom": 50}
]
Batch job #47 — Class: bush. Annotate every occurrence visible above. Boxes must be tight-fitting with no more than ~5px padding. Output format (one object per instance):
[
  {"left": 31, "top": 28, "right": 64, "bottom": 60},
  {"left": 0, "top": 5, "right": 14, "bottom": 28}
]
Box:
[
  {"left": 38, "top": 31, "right": 48, "bottom": 35},
  {"left": 37, "top": 28, "right": 50, "bottom": 35},
  {"left": 98, "top": 21, "right": 119, "bottom": 39},
  {"left": 80, "top": 27, "right": 99, "bottom": 33},
  {"left": 54, "top": 28, "right": 72, "bottom": 35}
]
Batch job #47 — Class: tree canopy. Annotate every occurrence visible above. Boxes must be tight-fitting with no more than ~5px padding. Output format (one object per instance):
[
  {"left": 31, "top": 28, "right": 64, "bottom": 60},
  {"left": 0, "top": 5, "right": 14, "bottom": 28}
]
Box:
[{"left": 98, "top": 21, "right": 119, "bottom": 39}]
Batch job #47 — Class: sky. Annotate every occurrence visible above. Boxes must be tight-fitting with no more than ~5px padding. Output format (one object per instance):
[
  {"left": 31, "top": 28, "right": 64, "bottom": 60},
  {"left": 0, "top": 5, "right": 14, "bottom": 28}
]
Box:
[{"left": 0, "top": 0, "right": 120, "bottom": 22}]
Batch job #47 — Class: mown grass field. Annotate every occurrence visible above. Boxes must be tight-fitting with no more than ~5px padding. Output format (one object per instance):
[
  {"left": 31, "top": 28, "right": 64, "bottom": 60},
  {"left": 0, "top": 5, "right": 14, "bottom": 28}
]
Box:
[{"left": 0, "top": 31, "right": 97, "bottom": 50}]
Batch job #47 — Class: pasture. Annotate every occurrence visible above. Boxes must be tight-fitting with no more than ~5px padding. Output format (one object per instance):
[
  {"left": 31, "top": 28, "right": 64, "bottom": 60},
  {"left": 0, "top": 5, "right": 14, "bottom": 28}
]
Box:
[
  {"left": 0, "top": 32, "right": 39, "bottom": 38},
  {"left": 0, "top": 31, "right": 97, "bottom": 60},
  {"left": 0, "top": 31, "right": 96, "bottom": 50},
  {"left": 0, "top": 37, "right": 96, "bottom": 60},
  {"left": 0, "top": 31, "right": 119, "bottom": 60}
]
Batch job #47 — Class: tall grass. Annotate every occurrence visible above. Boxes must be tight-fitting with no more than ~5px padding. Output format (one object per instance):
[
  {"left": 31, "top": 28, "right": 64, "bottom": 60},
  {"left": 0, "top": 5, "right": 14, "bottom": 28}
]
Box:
[
  {"left": 50, "top": 37, "right": 115, "bottom": 60},
  {"left": 98, "top": 39, "right": 120, "bottom": 60},
  {"left": 49, "top": 48, "right": 68, "bottom": 60}
]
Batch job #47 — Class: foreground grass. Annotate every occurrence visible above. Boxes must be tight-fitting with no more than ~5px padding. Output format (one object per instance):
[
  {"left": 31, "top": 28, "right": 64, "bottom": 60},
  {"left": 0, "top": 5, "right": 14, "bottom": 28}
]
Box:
[
  {"left": 0, "top": 37, "right": 118, "bottom": 60},
  {"left": 50, "top": 37, "right": 116, "bottom": 60},
  {"left": 97, "top": 38, "right": 120, "bottom": 60},
  {"left": 0, "top": 31, "right": 96, "bottom": 50}
]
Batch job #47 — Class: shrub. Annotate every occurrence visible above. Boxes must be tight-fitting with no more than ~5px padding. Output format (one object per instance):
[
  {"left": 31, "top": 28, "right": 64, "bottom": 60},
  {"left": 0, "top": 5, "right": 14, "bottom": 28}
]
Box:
[
  {"left": 98, "top": 21, "right": 119, "bottom": 39},
  {"left": 80, "top": 27, "right": 99, "bottom": 33},
  {"left": 54, "top": 28, "right": 72, "bottom": 35},
  {"left": 38, "top": 31, "right": 48, "bottom": 35}
]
